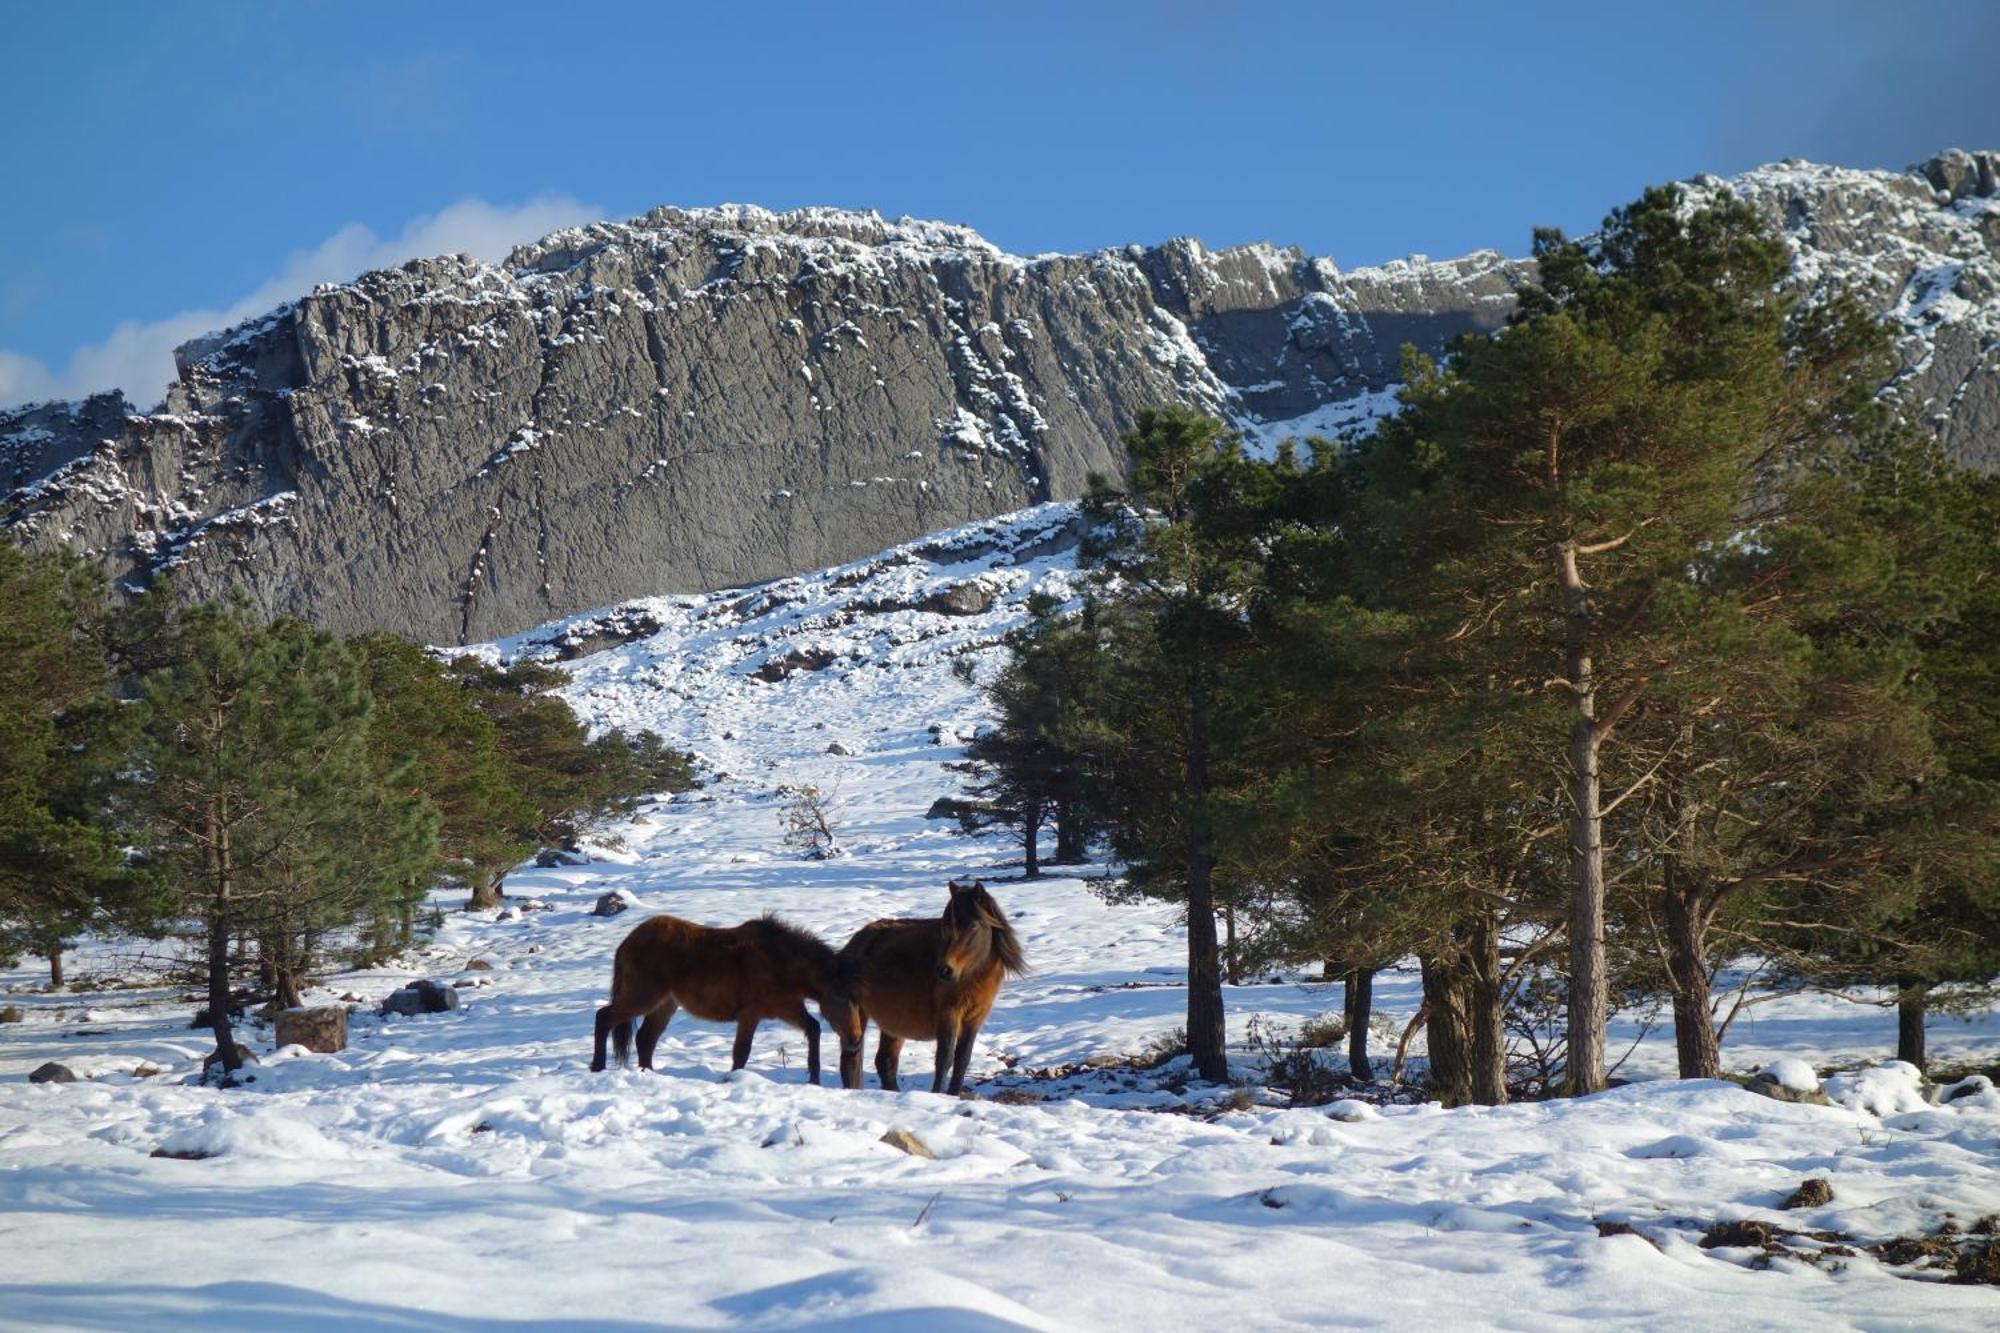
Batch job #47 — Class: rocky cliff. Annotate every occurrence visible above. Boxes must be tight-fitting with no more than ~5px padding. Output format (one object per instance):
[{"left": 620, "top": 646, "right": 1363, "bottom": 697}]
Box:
[{"left": 4, "top": 151, "right": 1996, "bottom": 643}]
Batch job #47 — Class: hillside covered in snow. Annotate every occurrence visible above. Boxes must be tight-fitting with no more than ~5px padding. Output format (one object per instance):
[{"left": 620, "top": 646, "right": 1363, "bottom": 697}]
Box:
[{"left": 4, "top": 504, "right": 1999, "bottom": 1329}]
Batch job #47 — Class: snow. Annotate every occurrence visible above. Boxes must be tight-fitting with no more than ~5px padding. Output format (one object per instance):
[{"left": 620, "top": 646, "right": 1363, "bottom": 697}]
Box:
[
  {"left": 4, "top": 502, "right": 2000, "bottom": 1328},
  {"left": 1759, "top": 1056, "right": 1821, "bottom": 1093},
  {"left": 1233, "top": 386, "right": 1403, "bottom": 456},
  {"left": 1823, "top": 1061, "right": 1932, "bottom": 1117}
]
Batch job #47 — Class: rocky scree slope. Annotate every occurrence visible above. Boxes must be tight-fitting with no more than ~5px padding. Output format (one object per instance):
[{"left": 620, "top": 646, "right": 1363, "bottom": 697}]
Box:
[{"left": 3, "top": 151, "right": 1997, "bottom": 643}]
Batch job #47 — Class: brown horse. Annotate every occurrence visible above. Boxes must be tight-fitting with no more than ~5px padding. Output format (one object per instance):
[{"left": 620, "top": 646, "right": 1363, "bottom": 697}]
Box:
[
  {"left": 590, "top": 912, "right": 853, "bottom": 1085},
  {"left": 834, "top": 880, "right": 1028, "bottom": 1095}
]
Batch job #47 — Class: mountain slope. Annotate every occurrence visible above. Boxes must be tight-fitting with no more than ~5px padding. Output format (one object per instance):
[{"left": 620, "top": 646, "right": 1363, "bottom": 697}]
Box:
[{"left": 3, "top": 151, "right": 1996, "bottom": 642}]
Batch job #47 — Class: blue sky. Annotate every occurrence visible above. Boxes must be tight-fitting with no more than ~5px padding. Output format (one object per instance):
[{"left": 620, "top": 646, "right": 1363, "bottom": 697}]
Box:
[{"left": 4, "top": 1, "right": 1995, "bottom": 407}]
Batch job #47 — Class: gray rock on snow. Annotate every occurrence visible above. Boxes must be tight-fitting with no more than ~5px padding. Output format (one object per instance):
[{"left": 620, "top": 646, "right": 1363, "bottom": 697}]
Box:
[
  {"left": 1742, "top": 1072, "right": 1833, "bottom": 1106},
  {"left": 919, "top": 582, "right": 994, "bottom": 616},
  {"left": 592, "top": 892, "right": 632, "bottom": 917},
  {"left": 27, "top": 1061, "right": 76, "bottom": 1084},
  {"left": 378, "top": 980, "right": 460, "bottom": 1017}
]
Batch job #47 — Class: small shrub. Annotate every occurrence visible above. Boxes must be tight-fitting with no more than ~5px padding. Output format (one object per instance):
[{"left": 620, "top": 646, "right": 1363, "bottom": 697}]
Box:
[
  {"left": 1296, "top": 1013, "right": 1349, "bottom": 1050},
  {"left": 1246, "top": 1014, "right": 1350, "bottom": 1107},
  {"left": 778, "top": 784, "right": 842, "bottom": 860},
  {"left": 1137, "top": 1027, "right": 1188, "bottom": 1067}
]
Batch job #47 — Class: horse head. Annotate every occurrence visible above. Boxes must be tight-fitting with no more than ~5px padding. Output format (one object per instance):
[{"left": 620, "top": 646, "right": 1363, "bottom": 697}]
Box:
[{"left": 938, "top": 878, "right": 1013, "bottom": 983}]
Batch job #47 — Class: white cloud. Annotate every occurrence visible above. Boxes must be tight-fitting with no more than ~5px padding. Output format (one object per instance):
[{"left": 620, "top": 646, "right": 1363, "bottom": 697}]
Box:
[{"left": 0, "top": 194, "right": 601, "bottom": 412}]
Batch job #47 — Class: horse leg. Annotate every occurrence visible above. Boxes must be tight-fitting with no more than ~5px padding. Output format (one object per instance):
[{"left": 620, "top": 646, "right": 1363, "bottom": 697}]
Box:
[
  {"left": 839, "top": 1020, "right": 868, "bottom": 1090},
  {"left": 594, "top": 1003, "right": 642, "bottom": 1071},
  {"left": 635, "top": 999, "right": 676, "bottom": 1072},
  {"left": 591, "top": 1004, "right": 620, "bottom": 1072},
  {"left": 731, "top": 1016, "right": 758, "bottom": 1071},
  {"left": 931, "top": 1015, "right": 962, "bottom": 1095},
  {"left": 790, "top": 1005, "right": 823, "bottom": 1086},
  {"left": 948, "top": 1023, "right": 979, "bottom": 1096},
  {"left": 875, "top": 1033, "right": 904, "bottom": 1092}
]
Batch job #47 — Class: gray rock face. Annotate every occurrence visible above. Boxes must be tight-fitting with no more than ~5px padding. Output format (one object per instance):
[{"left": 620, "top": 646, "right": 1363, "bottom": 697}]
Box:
[{"left": 4, "top": 153, "right": 1995, "bottom": 642}]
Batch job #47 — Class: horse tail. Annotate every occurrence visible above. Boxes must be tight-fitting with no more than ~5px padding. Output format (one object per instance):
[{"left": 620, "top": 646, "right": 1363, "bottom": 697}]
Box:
[{"left": 604, "top": 938, "right": 638, "bottom": 1069}]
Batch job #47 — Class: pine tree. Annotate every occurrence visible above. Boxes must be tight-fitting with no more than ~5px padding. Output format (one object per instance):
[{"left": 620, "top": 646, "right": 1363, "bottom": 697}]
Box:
[
  {"left": 127, "top": 604, "right": 438, "bottom": 1074},
  {"left": 354, "top": 635, "right": 537, "bottom": 916},
  {"left": 1757, "top": 450, "right": 2000, "bottom": 1070},
  {"left": 440, "top": 657, "right": 658, "bottom": 907},
  {"left": 961, "top": 596, "right": 1110, "bottom": 877},
  {"left": 1079, "top": 408, "right": 1278, "bottom": 1083},
  {"left": 1345, "top": 187, "right": 1887, "bottom": 1093},
  {"left": 0, "top": 547, "right": 137, "bottom": 986}
]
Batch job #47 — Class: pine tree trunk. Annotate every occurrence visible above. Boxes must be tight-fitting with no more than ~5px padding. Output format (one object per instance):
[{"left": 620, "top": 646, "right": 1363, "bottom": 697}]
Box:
[
  {"left": 1344, "top": 968, "right": 1374, "bottom": 1082},
  {"left": 48, "top": 949, "right": 63, "bottom": 990},
  {"left": 1467, "top": 911, "right": 1508, "bottom": 1106},
  {"left": 1558, "top": 541, "right": 1609, "bottom": 1096},
  {"left": 1419, "top": 953, "right": 1474, "bottom": 1107},
  {"left": 1184, "top": 710, "right": 1228, "bottom": 1084},
  {"left": 1223, "top": 905, "right": 1240, "bottom": 985},
  {"left": 1023, "top": 807, "right": 1041, "bottom": 879},
  {"left": 1054, "top": 804, "right": 1087, "bottom": 863},
  {"left": 206, "top": 802, "right": 241, "bottom": 1076},
  {"left": 1664, "top": 881, "right": 1722, "bottom": 1080},
  {"left": 1896, "top": 977, "right": 1927, "bottom": 1072},
  {"left": 468, "top": 875, "right": 505, "bottom": 911}
]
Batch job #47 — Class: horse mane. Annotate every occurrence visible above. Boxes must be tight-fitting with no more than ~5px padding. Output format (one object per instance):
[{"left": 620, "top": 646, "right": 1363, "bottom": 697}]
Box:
[
  {"left": 753, "top": 913, "right": 838, "bottom": 971},
  {"left": 960, "top": 885, "right": 1029, "bottom": 978}
]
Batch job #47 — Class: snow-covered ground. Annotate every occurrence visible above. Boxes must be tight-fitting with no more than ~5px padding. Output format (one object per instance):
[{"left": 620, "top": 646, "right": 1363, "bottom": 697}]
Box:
[{"left": 4, "top": 504, "right": 1999, "bottom": 1329}]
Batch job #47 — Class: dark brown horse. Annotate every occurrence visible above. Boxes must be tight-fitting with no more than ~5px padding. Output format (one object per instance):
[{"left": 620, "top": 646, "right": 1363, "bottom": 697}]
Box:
[
  {"left": 834, "top": 880, "right": 1028, "bottom": 1095},
  {"left": 590, "top": 912, "right": 853, "bottom": 1085}
]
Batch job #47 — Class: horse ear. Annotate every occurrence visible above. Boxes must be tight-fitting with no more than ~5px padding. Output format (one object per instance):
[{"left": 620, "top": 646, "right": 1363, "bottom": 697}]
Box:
[{"left": 949, "top": 879, "right": 973, "bottom": 896}]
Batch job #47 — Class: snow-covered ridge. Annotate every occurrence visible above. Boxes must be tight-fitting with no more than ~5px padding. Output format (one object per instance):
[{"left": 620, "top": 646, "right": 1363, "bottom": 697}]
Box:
[{"left": 3, "top": 151, "right": 1993, "bottom": 645}]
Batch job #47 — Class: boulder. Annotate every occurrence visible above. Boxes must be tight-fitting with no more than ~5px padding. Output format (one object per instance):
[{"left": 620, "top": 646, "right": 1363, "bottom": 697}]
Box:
[
  {"left": 0, "top": 1005, "right": 22, "bottom": 1023},
  {"left": 274, "top": 1005, "right": 348, "bottom": 1054},
  {"left": 378, "top": 980, "right": 460, "bottom": 1017},
  {"left": 1780, "top": 1178, "right": 1834, "bottom": 1210},
  {"left": 919, "top": 582, "right": 994, "bottom": 616},
  {"left": 592, "top": 892, "right": 632, "bottom": 918},
  {"left": 825, "top": 741, "right": 855, "bottom": 756},
  {"left": 878, "top": 1128, "right": 937, "bottom": 1159},
  {"left": 753, "top": 647, "right": 840, "bottom": 682},
  {"left": 462, "top": 958, "right": 494, "bottom": 972},
  {"left": 1743, "top": 1058, "right": 1831, "bottom": 1106},
  {"left": 27, "top": 1061, "right": 76, "bottom": 1084},
  {"left": 1743, "top": 1073, "right": 1831, "bottom": 1106},
  {"left": 535, "top": 847, "right": 588, "bottom": 868}
]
